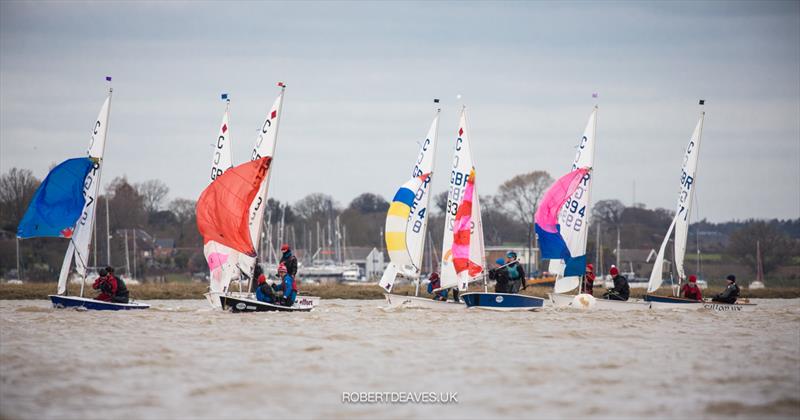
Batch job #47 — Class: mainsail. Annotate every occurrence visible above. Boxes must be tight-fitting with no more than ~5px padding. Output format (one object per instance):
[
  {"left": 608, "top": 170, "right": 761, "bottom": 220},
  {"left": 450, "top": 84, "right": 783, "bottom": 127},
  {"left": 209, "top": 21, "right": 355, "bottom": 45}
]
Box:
[
  {"left": 56, "top": 89, "right": 112, "bottom": 294},
  {"left": 196, "top": 157, "right": 272, "bottom": 257},
  {"left": 647, "top": 110, "right": 706, "bottom": 292},
  {"left": 549, "top": 108, "right": 597, "bottom": 293},
  {"left": 204, "top": 97, "right": 241, "bottom": 295},
  {"left": 440, "top": 107, "right": 485, "bottom": 290},
  {"left": 239, "top": 86, "right": 286, "bottom": 278},
  {"left": 674, "top": 112, "right": 705, "bottom": 281},
  {"left": 379, "top": 109, "right": 439, "bottom": 292}
]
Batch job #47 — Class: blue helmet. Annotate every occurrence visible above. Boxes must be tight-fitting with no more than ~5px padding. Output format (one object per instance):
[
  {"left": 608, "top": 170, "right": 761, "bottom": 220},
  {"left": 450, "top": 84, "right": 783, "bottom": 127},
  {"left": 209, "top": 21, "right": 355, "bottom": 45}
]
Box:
[
  {"left": 495, "top": 258, "right": 505, "bottom": 265},
  {"left": 506, "top": 251, "right": 517, "bottom": 259}
]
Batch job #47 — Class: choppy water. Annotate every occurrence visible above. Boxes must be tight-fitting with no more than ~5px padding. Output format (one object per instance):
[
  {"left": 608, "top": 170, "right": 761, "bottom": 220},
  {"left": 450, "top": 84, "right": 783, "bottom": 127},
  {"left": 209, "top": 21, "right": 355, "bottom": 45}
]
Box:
[{"left": 1, "top": 298, "right": 799, "bottom": 419}]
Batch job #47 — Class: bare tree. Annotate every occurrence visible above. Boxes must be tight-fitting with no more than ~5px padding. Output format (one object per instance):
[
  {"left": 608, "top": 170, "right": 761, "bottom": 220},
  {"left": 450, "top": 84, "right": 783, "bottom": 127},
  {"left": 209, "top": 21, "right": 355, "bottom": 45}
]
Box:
[
  {"left": 293, "top": 193, "right": 339, "bottom": 223},
  {"left": 495, "top": 170, "right": 553, "bottom": 226},
  {"left": 592, "top": 199, "right": 625, "bottom": 227},
  {"left": 727, "top": 221, "right": 797, "bottom": 277},
  {"left": 136, "top": 180, "right": 169, "bottom": 215},
  {"left": 0, "top": 168, "right": 40, "bottom": 231}
]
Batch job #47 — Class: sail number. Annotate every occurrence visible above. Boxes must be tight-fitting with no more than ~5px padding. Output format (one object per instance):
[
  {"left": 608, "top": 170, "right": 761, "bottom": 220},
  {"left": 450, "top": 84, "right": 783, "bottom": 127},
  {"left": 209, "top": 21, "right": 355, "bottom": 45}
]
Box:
[{"left": 559, "top": 172, "right": 591, "bottom": 233}]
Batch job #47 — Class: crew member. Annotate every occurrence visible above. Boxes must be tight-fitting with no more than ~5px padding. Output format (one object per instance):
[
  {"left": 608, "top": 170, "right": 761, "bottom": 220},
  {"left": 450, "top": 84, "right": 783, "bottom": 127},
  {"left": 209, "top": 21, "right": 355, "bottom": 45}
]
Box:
[
  {"left": 505, "top": 251, "right": 526, "bottom": 293},
  {"left": 280, "top": 244, "right": 298, "bottom": 278},
  {"left": 273, "top": 263, "right": 297, "bottom": 306},
  {"left": 680, "top": 275, "right": 703, "bottom": 301},
  {"left": 603, "top": 266, "right": 629, "bottom": 301},
  {"left": 92, "top": 266, "right": 129, "bottom": 303},
  {"left": 427, "top": 272, "right": 448, "bottom": 301},
  {"left": 254, "top": 265, "right": 278, "bottom": 303},
  {"left": 712, "top": 274, "right": 740, "bottom": 304},
  {"left": 583, "top": 263, "right": 596, "bottom": 296},
  {"left": 489, "top": 258, "right": 509, "bottom": 293}
]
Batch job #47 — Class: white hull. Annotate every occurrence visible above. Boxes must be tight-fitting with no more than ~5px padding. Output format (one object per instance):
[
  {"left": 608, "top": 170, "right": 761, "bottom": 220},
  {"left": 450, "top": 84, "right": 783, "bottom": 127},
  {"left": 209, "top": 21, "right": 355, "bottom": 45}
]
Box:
[
  {"left": 548, "top": 293, "right": 650, "bottom": 311},
  {"left": 205, "top": 292, "right": 320, "bottom": 310},
  {"left": 384, "top": 293, "right": 463, "bottom": 309}
]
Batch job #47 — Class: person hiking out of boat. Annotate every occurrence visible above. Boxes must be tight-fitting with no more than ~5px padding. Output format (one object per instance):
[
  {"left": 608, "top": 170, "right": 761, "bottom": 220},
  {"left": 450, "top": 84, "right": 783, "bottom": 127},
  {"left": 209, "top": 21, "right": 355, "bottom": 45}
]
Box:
[
  {"left": 711, "top": 274, "right": 740, "bottom": 304},
  {"left": 92, "top": 266, "right": 129, "bottom": 303},
  {"left": 489, "top": 258, "right": 510, "bottom": 293},
  {"left": 680, "top": 275, "right": 703, "bottom": 301},
  {"left": 602, "top": 266, "right": 629, "bottom": 301},
  {"left": 254, "top": 265, "right": 279, "bottom": 304},
  {"left": 427, "top": 272, "right": 448, "bottom": 301},
  {"left": 280, "top": 243, "right": 298, "bottom": 278},
  {"left": 505, "top": 251, "right": 526, "bottom": 293},
  {"left": 582, "top": 263, "right": 596, "bottom": 296},
  {"left": 273, "top": 263, "right": 298, "bottom": 306}
]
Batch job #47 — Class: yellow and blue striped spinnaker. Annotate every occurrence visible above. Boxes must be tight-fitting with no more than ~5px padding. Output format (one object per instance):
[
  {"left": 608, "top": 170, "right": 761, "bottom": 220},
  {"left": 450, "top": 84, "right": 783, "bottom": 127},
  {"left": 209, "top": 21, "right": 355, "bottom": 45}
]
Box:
[{"left": 384, "top": 173, "right": 430, "bottom": 270}]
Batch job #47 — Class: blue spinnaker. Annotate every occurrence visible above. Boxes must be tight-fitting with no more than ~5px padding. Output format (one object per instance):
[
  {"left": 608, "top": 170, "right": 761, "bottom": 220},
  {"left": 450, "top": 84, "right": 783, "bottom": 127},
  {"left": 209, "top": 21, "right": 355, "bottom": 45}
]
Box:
[{"left": 17, "top": 157, "right": 94, "bottom": 239}]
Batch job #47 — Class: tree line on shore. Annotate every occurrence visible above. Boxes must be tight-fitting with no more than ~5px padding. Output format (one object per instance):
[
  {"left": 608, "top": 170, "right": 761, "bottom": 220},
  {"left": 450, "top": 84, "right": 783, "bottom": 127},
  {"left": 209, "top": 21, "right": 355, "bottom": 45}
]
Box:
[{"left": 1, "top": 166, "right": 798, "bottom": 282}]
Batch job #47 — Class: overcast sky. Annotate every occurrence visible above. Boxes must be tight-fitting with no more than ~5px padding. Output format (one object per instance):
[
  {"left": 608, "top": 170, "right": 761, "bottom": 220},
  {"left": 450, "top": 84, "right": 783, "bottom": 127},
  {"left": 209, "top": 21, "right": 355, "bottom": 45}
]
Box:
[{"left": 1, "top": 1, "right": 798, "bottom": 222}]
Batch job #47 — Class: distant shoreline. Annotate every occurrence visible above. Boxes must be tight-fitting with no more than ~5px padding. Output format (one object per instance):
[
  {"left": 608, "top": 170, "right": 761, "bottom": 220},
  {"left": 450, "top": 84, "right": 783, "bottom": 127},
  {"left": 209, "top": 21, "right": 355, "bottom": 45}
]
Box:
[{"left": 1, "top": 282, "right": 799, "bottom": 300}]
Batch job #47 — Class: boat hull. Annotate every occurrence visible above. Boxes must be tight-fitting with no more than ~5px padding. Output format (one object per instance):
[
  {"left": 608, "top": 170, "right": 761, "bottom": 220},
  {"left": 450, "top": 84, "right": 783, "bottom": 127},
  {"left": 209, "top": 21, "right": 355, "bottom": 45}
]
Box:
[
  {"left": 49, "top": 295, "right": 150, "bottom": 311},
  {"left": 206, "top": 291, "right": 319, "bottom": 310},
  {"left": 461, "top": 292, "right": 544, "bottom": 311},
  {"left": 219, "top": 295, "right": 312, "bottom": 313},
  {"left": 645, "top": 294, "right": 757, "bottom": 312},
  {"left": 549, "top": 293, "right": 650, "bottom": 311},
  {"left": 384, "top": 293, "right": 463, "bottom": 309}
]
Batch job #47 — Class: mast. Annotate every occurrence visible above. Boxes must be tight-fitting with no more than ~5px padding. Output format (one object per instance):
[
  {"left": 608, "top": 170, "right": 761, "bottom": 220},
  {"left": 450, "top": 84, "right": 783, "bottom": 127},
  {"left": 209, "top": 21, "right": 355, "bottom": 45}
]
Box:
[
  {"left": 106, "top": 197, "right": 111, "bottom": 267},
  {"left": 247, "top": 83, "right": 286, "bottom": 280},
  {"left": 132, "top": 229, "right": 137, "bottom": 280},
  {"left": 124, "top": 230, "right": 131, "bottom": 277},
  {"left": 16, "top": 237, "right": 20, "bottom": 281}
]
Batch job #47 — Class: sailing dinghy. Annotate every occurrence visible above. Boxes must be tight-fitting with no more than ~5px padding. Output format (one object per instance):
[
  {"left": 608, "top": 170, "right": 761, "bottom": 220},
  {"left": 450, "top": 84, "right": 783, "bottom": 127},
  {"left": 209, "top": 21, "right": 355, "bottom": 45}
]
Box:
[
  {"left": 643, "top": 103, "right": 755, "bottom": 312},
  {"left": 197, "top": 157, "right": 308, "bottom": 312},
  {"left": 436, "top": 107, "right": 543, "bottom": 311},
  {"left": 543, "top": 107, "right": 601, "bottom": 309},
  {"left": 200, "top": 85, "right": 319, "bottom": 311},
  {"left": 17, "top": 81, "right": 149, "bottom": 310},
  {"left": 379, "top": 105, "right": 462, "bottom": 309}
]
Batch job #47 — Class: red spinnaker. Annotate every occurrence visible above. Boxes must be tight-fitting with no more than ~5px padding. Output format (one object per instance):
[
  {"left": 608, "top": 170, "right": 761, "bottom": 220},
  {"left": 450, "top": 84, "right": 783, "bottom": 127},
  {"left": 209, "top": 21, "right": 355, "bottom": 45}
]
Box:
[{"left": 196, "top": 157, "right": 270, "bottom": 257}]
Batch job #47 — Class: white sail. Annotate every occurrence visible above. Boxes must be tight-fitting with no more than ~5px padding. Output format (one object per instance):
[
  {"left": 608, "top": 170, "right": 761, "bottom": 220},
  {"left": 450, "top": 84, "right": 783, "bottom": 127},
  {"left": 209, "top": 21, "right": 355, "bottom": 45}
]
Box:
[
  {"left": 239, "top": 87, "right": 286, "bottom": 277},
  {"left": 648, "top": 213, "right": 680, "bottom": 293},
  {"left": 674, "top": 112, "right": 705, "bottom": 281},
  {"left": 440, "top": 107, "right": 482, "bottom": 290},
  {"left": 205, "top": 99, "right": 242, "bottom": 295},
  {"left": 551, "top": 107, "right": 597, "bottom": 293},
  {"left": 57, "top": 91, "right": 112, "bottom": 294},
  {"left": 406, "top": 111, "right": 440, "bottom": 271}
]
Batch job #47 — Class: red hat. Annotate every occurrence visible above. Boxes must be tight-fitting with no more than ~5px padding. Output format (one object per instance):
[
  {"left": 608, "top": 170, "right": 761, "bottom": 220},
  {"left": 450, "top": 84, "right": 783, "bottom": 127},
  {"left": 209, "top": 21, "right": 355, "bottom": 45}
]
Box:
[
  {"left": 429, "top": 272, "right": 440, "bottom": 281},
  {"left": 257, "top": 275, "right": 266, "bottom": 284},
  {"left": 281, "top": 243, "right": 290, "bottom": 252},
  {"left": 278, "top": 263, "right": 287, "bottom": 273},
  {"left": 688, "top": 275, "right": 697, "bottom": 283},
  {"left": 609, "top": 266, "right": 619, "bottom": 276},
  {"left": 586, "top": 263, "right": 594, "bottom": 272}
]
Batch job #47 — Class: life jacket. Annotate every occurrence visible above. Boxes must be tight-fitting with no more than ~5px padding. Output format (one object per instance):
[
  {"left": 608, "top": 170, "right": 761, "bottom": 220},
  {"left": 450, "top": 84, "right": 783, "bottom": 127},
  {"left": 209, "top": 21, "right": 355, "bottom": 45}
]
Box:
[{"left": 507, "top": 263, "right": 521, "bottom": 280}]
